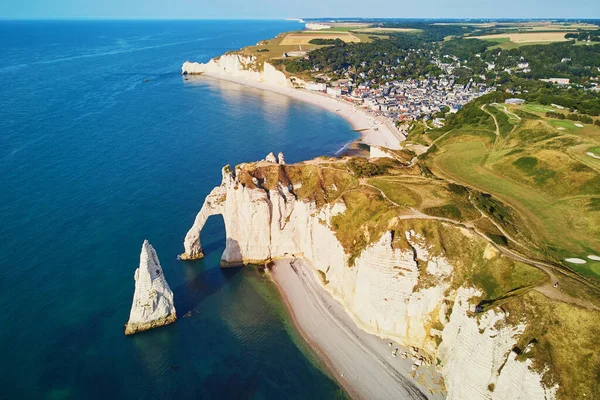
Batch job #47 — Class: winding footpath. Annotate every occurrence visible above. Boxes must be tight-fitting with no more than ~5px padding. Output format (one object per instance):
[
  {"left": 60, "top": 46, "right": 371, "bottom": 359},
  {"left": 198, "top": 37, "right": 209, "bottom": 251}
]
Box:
[{"left": 360, "top": 180, "right": 600, "bottom": 311}]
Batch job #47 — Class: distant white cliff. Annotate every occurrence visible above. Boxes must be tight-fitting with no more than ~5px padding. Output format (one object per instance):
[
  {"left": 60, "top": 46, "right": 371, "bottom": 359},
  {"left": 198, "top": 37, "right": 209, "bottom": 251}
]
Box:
[
  {"left": 125, "top": 240, "right": 177, "bottom": 335},
  {"left": 180, "top": 156, "right": 557, "bottom": 399},
  {"left": 182, "top": 54, "right": 304, "bottom": 88}
]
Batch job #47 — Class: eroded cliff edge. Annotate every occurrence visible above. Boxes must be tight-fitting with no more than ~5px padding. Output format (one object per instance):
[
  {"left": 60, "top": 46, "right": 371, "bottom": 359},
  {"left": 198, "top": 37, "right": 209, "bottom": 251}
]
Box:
[
  {"left": 125, "top": 240, "right": 177, "bottom": 335},
  {"left": 182, "top": 54, "right": 303, "bottom": 88},
  {"left": 181, "top": 154, "right": 599, "bottom": 399}
]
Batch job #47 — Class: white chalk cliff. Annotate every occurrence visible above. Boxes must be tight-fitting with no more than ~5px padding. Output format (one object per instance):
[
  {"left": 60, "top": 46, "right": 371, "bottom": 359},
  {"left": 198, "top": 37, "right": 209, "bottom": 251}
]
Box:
[
  {"left": 125, "top": 240, "right": 177, "bottom": 335},
  {"left": 181, "top": 158, "right": 557, "bottom": 399},
  {"left": 182, "top": 54, "right": 304, "bottom": 88},
  {"left": 369, "top": 145, "right": 396, "bottom": 160}
]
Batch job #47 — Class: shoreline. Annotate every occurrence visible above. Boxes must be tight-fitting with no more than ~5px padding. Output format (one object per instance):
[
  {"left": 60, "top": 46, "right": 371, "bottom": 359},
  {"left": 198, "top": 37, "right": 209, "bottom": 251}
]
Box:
[
  {"left": 269, "top": 258, "right": 444, "bottom": 400},
  {"left": 187, "top": 72, "right": 405, "bottom": 150}
]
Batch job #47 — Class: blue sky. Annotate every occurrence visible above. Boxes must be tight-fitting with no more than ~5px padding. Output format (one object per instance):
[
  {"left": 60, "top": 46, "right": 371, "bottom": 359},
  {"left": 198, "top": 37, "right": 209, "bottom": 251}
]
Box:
[{"left": 1, "top": 0, "right": 598, "bottom": 19}]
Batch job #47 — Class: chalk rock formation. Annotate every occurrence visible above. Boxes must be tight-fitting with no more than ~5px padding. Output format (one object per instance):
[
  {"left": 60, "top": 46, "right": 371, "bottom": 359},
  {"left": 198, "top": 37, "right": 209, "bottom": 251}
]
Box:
[
  {"left": 438, "top": 287, "right": 558, "bottom": 399},
  {"left": 181, "top": 159, "right": 556, "bottom": 399},
  {"left": 277, "top": 152, "right": 285, "bottom": 164},
  {"left": 182, "top": 54, "right": 302, "bottom": 88},
  {"left": 369, "top": 145, "right": 396, "bottom": 160},
  {"left": 125, "top": 240, "right": 177, "bottom": 335},
  {"left": 265, "top": 152, "right": 277, "bottom": 163}
]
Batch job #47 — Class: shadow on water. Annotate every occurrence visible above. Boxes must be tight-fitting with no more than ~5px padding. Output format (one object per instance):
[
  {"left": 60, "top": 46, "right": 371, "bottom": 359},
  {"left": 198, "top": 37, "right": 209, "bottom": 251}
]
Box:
[
  {"left": 172, "top": 214, "right": 243, "bottom": 316},
  {"left": 173, "top": 262, "right": 243, "bottom": 317}
]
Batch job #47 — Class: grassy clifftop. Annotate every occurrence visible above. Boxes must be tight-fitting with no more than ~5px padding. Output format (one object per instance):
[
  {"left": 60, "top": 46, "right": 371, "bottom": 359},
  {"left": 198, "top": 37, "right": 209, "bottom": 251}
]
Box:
[
  {"left": 414, "top": 102, "right": 600, "bottom": 280},
  {"left": 231, "top": 104, "right": 600, "bottom": 398}
]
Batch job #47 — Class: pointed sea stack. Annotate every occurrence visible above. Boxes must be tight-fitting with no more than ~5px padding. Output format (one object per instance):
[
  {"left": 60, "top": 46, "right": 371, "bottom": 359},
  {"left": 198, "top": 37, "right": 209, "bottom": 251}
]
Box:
[{"left": 125, "top": 240, "right": 177, "bottom": 335}]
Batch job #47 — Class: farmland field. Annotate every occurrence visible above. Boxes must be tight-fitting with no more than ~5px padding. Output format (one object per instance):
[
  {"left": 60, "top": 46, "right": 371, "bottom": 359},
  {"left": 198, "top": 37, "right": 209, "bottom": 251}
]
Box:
[
  {"left": 438, "top": 21, "right": 598, "bottom": 30},
  {"left": 474, "top": 32, "right": 569, "bottom": 43},
  {"left": 280, "top": 32, "right": 361, "bottom": 45},
  {"left": 355, "top": 27, "right": 420, "bottom": 33}
]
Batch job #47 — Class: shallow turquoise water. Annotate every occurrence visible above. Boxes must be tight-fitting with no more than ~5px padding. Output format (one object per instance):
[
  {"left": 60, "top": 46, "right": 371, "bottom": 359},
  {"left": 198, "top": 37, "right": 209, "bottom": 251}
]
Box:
[{"left": 0, "top": 20, "right": 354, "bottom": 399}]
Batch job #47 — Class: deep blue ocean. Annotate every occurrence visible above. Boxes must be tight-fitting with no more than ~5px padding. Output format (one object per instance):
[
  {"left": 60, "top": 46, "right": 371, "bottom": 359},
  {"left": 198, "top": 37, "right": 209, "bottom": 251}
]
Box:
[{"left": 0, "top": 20, "right": 355, "bottom": 399}]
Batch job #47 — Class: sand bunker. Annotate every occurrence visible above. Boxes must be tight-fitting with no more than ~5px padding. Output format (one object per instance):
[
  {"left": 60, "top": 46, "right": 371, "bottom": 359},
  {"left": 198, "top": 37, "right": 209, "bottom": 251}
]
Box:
[
  {"left": 588, "top": 255, "right": 600, "bottom": 261},
  {"left": 565, "top": 258, "right": 587, "bottom": 264},
  {"left": 587, "top": 152, "right": 600, "bottom": 160}
]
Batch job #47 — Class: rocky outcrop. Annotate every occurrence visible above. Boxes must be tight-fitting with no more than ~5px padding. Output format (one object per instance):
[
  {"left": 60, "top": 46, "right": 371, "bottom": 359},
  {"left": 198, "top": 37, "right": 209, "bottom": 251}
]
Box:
[
  {"left": 369, "top": 145, "right": 396, "bottom": 160},
  {"left": 265, "top": 152, "right": 277, "bottom": 163},
  {"left": 125, "top": 240, "right": 177, "bottom": 335},
  {"left": 182, "top": 54, "right": 299, "bottom": 88},
  {"left": 181, "top": 159, "right": 556, "bottom": 399}
]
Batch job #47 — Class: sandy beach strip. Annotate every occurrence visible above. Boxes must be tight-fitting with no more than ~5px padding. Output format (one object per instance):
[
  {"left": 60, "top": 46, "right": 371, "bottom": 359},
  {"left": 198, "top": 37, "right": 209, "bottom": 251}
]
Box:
[
  {"left": 195, "top": 72, "right": 405, "bottom": 150},
  {"left": 270, "top": 258, "right": 444, "bottom": 400}
]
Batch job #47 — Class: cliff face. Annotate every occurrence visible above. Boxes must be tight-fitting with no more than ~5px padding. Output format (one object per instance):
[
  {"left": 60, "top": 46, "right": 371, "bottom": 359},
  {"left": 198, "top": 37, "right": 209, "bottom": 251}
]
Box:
[
  {"left": 125, "top": 240, "right": 177, "bottom": 335},
  {"left": 182, "top": 54, "right": 298, "bottom": 88},
  {"left": 181, "top": 159, "right": 556, "bottom": 399}
]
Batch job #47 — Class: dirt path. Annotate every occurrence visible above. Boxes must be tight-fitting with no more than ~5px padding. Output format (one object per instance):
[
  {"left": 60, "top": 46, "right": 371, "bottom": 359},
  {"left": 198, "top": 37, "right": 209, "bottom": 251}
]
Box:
[
  {"left": 395, "top": 209, "right": 599, "bottom": 310},
  {"left": 482, "top": 105, "right": 500, "bottom": 137},
  {"left": 502, "top": 105, "right": 521, "bottom": 121}
]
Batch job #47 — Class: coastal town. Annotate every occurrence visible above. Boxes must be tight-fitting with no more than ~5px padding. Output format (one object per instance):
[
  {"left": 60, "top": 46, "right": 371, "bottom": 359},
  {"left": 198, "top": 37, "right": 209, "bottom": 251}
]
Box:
[
  {"left": 307, "top": 75, "right": 493, "bottom": 126},
  {"left": 291, "top": 46, "right": 497, "bottom": 130}
]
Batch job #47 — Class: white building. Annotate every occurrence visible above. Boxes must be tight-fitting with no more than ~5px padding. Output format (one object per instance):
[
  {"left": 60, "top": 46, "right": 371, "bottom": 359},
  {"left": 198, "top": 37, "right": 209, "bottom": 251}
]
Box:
[
  {"left": 326, "top": 87, "right": 342, "bottom": 97},
  {"left": 305, "top": 82, "right": 327, "bottom": 92},
  {"left": 540, "top": 78, "right": 570, "bottom": 85}
]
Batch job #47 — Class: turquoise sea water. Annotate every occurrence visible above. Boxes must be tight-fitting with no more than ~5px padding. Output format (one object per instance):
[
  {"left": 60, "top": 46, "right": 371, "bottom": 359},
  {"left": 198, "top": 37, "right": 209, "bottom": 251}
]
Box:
[{"left": 0, "top": 20, "right": 355, "bottom": 399}]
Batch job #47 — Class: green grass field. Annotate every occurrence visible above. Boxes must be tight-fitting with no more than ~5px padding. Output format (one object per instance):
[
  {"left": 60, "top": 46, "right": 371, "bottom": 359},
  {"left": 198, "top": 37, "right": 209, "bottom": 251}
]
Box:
[
  {"left": 523, "top": 103, "right": 556, "bottom": 113},
  {"left": 548, "top": 119, "right": 582, "bottom": 130},
  {"left": 425, "top": 108, "right": 600, "bottom": 279}
]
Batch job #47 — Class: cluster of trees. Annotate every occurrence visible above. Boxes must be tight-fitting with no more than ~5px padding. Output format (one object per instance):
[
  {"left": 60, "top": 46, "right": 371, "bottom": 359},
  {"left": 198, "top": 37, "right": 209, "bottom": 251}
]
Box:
[
  {"left": 565, "top": 29, "right": 600, "bottom": 42},
  {"left": 308, "top": 38, "right": 345, "bottom": 45},
  {"left": 438, "top": 38, "right": 600, "bottom": 84},
  {"left": 546, "top": 111, "right": 566, "bottom": 119},
  {"left": 567, "top": 113, "right": 594, "bottom": 124},
  {"left": 513, "top": 42, "right": 600, "bottom": 82},
  {"left": 546, "top": 111, "right": 595, "bottom": 124},
  {"left": 282, "top": 35, "right": 441, "bottom": 83},
  {"left": 499, "top": 76, "right": 600, "bottom": 115},
  {"left": 347, "top": 158, "right": 391, "bottom": 177},
  {"left": 286, "top": 27, "right": 600, "bottom": 86}
]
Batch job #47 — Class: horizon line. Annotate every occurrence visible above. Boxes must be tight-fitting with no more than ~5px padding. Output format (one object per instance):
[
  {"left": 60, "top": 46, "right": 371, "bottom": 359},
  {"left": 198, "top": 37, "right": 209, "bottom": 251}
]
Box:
[{"left": 1, "top": 16, "right": 599, "bottom": 21}]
